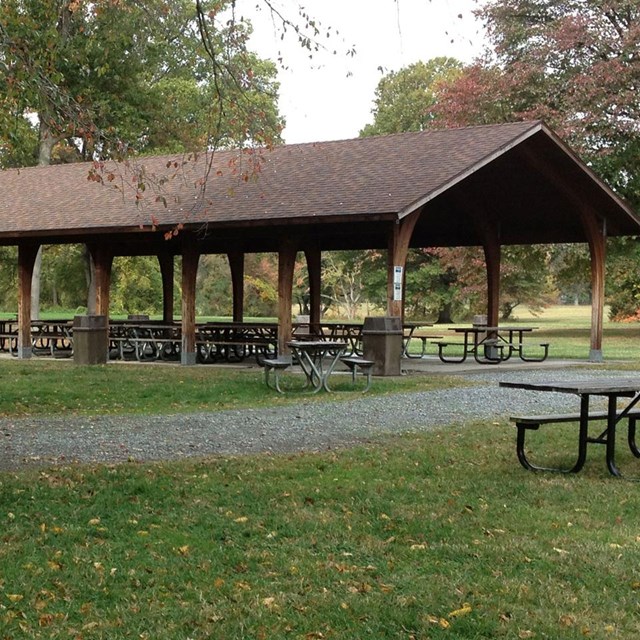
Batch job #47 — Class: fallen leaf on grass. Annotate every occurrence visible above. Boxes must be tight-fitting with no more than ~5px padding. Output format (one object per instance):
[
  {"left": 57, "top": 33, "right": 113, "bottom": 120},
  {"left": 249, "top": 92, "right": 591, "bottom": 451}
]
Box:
[
  {"left": 449, "top": 604, "right": 472, "bottom": 618},
  {"left": 426, "top": 615, "right": 449, "bottom": 628},
  {"left": 559, "top": 614, "right": 575, "bottom": 627}
]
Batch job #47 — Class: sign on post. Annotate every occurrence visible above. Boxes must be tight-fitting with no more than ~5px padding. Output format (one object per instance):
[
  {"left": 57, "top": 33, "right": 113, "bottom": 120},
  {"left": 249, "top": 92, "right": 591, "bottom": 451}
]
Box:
[{"left": 393, "top": 265, "right": 403, "bottom": 301}]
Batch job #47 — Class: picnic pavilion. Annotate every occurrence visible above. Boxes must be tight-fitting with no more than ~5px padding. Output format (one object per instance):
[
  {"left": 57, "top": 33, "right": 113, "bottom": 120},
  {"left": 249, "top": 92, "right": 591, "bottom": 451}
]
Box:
[{"left": 0, "top": 120, "right": 638, "bottom": 363}]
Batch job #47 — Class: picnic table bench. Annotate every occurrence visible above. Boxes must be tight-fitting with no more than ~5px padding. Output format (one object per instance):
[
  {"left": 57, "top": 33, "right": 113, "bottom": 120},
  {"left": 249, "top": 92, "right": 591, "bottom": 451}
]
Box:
[
  {"left": 197, "top": 322, "right": 277, "bottom": 364},
  {"left": 339, "top": 355, "right": 374, "bottom": 392},
  {"left": 30, "top": 320, "right": 73, "bottom": 358},
  {"left": 402, "top": 323, "right": 441, "bottom": 358},
  {"left": 511, "top": 409, "right": 640, "bottom": 473}
]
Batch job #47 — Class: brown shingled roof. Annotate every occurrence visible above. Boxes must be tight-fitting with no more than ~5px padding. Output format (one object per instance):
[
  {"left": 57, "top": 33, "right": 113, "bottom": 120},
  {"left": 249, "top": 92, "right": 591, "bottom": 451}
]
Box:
[{"left": 0, "top": 121, "right": 637, "bottom": 251}]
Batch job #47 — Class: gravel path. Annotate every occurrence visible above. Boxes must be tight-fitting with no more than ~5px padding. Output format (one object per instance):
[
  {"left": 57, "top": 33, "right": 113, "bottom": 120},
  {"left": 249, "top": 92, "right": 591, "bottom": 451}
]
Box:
[{"left": 0, "top": 367, "right": 634, "bottom": 471}]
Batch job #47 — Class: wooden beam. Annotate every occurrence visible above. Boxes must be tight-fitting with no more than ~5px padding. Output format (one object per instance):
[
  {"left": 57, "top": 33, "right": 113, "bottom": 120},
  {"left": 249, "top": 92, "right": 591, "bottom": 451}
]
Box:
[
  {"left": 17, "top": 244, "right": 40, "bottom": 359},
  {"left": 181, "top": 239, "right": 200, "bottom": 365},
  {"left": 304, "top": 247, "right": 322, "bottom": 328},
  {"left": 278, "top": 240, "right": 298, "bottom": 354},
  {"left": 387, "top": 211, "right": 421, "bottom": 320},
  {"left": 227, "top": 251, "right": 245, "bottom": 322},
  {"left": 158, "top": 252, "right": 174, "bottom": 323}
]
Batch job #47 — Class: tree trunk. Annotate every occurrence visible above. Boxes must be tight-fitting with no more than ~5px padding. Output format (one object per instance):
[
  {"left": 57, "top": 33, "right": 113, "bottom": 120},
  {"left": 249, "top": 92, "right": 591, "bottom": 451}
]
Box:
[
  {"left": 31, "top": 120, "right": 59, "bottom": 319},
  {"left": 436, "top": 302, "right": 454, "bottom": 324},
  {"left": 38, "top": 121, "right": 57, "bottom": 167}
]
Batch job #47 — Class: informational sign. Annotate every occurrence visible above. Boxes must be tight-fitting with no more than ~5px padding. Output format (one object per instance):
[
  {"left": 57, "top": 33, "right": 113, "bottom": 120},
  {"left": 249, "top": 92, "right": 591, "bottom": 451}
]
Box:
[{"left": 393, "top": 265, "right": 403, "bottom": 301}]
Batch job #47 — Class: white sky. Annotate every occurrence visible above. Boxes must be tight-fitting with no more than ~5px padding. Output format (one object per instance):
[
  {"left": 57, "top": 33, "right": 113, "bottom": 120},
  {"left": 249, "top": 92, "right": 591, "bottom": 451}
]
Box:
[{"left": 243, "top": 0, "right": 487, "bottom": 144}]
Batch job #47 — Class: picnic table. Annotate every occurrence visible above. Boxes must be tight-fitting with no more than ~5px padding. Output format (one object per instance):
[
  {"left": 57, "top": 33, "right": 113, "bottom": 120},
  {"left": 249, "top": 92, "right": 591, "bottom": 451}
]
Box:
[
  {"left": 287, "top": 340, "right": 347, "bottom": 393},
  {"left": 196, "top": 322, "right": 277, "bottom": 364},
  {"left": 30, "top": 320, "right": 74, "bottom": 357},
  {"left": 437, "top": 325, "right": 548, "bottom": 364},
  {"left": 500, "top": 378, "right": 640, "bottom": 477}
]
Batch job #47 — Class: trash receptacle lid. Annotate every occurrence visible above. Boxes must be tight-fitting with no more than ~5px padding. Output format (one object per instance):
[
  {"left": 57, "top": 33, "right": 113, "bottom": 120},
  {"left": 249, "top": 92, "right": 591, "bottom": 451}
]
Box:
[
  {"left": 362, "top": 316, "right": 403, "bottom": 334},
  {"left": 73, "top": 315, "right": 108, "bottom": 329}
]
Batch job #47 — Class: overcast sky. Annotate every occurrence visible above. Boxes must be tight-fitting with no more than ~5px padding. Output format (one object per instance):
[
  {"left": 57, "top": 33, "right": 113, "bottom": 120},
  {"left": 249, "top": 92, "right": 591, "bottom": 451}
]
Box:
[{"left": 243, "top": 0, "right": 487, "bottom": 144}]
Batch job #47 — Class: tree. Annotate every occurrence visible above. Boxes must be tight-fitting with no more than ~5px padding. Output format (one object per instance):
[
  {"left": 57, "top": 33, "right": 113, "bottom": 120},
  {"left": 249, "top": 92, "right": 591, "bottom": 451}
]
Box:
[
  {"left": 548, "top": 244, "right": 591, "bottom": 305},
  {"left": 322, "top": 251, "right": 370, "bottom": 320},
  {"left": 360, "top": 58, "right": 462, "bottom": 137},
  {"left": 605, "top": 238, "right": 640, "bottom": 320},
  {"left": 0, "top": 0, "right": 287, "bottom": 317},
  {"left": 0, "top": 0, "right": 284, "bottom": 166},
  {"left": 429, "top": 1, "right": 640, "bottom": 319},
  {"left": 436, "top": 0, "right": 640, "bottom": 208}
]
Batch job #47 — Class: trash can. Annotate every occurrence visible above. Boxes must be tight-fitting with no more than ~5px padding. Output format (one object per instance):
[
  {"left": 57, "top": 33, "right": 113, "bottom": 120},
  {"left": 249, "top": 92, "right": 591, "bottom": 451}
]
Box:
[
  {"left": 73, "top": 315, "right": 108, "bottom": 365},
  {"left": 362, "top": 316, "right": 403, "bottom": 376},
  {"left": 472, "top": 314, "right": 487, "bottom": 327}
]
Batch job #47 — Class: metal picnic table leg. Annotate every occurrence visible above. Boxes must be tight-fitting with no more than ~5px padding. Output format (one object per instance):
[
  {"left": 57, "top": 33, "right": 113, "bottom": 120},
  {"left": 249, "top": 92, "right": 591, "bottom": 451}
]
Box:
[
  {"left": 573, "top": 394, "right": 589, "bottom": 473},
  {"left": 297, "top": 352, "right": 323, "bottom": 393},
  {"left": 321, "top": 350, "right": 344, "bottom": 392},
  {"left": 606, "top": 395, "right": 622, "bottom": 477}
]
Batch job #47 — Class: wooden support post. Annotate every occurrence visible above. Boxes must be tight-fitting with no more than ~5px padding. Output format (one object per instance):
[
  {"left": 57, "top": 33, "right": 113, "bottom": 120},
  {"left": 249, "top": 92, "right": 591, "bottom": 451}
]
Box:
[
  {"left": 278, "top": 240, "right": 298, "bottom": 355},
  {"left": 387, "top": 211, "right": 420, "bottom": 320},
  {"left": 304, "top": 247, "right": 322, "bottom": 329},
  {"left": 227, "top": 251, "right": 245, "bottom": 323},
  {"left": 181, "top": 239, "right": 200, "bottom": 365},
  {"left": 582, "top": 214, "right": 606, "bottom": 361},
  {"left": 91, "top": 245, "right": 114, "bottom": 318},
  {"left": 158, "top": 252, "right": 174, "bottom": 324},
  {"left": 17, "top": 244, "right": 40, "bottom": 359},
  {"left": 482, "top": 232, "right": 501, "bottom": 328}
]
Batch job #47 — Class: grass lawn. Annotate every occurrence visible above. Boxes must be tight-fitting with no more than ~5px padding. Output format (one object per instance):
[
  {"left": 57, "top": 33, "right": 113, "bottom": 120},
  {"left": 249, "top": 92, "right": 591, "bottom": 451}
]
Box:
[{"left": 2, "top": 424, "right": 640, "bottom": 639}]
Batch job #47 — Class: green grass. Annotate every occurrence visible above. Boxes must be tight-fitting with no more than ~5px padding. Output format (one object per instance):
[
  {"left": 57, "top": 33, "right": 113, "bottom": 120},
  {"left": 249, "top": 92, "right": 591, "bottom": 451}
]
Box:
[
  {"left": 0, "top": 360, "right": 465, "bottom": 418},
  {"left": 2, "top": 423, "right": 640, "bottom": 639}
]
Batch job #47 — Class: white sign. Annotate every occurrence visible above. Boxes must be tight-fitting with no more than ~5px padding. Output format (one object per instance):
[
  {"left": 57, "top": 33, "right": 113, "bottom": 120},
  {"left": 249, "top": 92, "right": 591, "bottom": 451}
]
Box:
[{"left": 393, "top": 266, "right": 403, "bottom": 301}]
